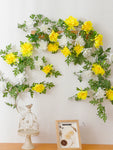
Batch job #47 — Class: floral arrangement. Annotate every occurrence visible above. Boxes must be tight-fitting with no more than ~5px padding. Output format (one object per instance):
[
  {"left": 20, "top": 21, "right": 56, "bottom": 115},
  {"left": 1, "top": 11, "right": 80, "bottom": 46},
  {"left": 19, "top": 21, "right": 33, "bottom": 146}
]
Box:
[{"left": 0, "top": 14, "right": 113, "bottom": 122}]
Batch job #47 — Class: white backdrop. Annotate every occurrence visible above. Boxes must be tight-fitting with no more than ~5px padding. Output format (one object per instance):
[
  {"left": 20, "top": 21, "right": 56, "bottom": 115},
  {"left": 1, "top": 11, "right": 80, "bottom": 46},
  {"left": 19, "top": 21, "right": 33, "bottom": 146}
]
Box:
[{"left": 0, "top": 0, "right": 113, "bottom": 144}]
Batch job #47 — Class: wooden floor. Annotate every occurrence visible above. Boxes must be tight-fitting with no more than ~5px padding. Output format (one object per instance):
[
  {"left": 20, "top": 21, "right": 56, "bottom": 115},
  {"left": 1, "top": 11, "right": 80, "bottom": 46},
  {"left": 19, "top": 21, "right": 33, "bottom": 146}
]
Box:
[{"left": 0, "top": 143, "right": 113, "bottom": 150}]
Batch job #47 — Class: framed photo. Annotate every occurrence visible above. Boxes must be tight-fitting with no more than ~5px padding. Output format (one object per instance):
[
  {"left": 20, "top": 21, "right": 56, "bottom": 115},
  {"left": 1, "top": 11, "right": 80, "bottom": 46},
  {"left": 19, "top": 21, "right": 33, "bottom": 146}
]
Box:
[{"left": 56, "top": 120, "right": 82, "bottom": 150}]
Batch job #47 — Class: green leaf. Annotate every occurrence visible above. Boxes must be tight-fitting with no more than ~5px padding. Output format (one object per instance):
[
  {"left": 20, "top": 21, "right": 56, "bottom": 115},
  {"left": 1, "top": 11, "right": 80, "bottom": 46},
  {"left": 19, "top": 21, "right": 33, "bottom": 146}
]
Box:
[
  {"left": 52, "top": 70, "right": 62, "bottom": 78},
  {"left": 111, "top": 100, "right": 113, "bottom": 105},
  {"left": 42, "top": 56, "right": 47, "bottom": 63},
  {"left": 30, "top": 14, "right": 35, "bottom": 19},
  {"left": 97, "top": 104, "right": 107, "bottom": 122},
  {"left": 45, "top": 82, "right": 55, "bottom": 89},
  {"left": 75, "top": 96, "right": 82, "bottom": 101},
  {"left": 78, "top": 75, "right": 82, "bottom": 82},
  {"left": 13, "top": 68, "right": 20, "bottom": 76},
  {"left": 64, "top": 30, "right": 77, "bottom": 40},
  {"left": 52, "top": 25, "right": 58, "bottom": 32},
  {"left": 17, "top": 84, "right": 29, "bottom": 92},
  {"left": 78, "top": 20, "right": 84, "bottom": 26},
  {"left": 3, "top": 92, "right": 8, "bottom": 97},
  {"left": 37, "top": 14, "right": 43, "bottom": 19},
  {"left": 9, "top": 87, "right": 17, "bottom": 99},
  {"left": 5, "top": 102, "right": 16, "bottom": 108},
  {"left": 57, "top": 19, "right": 65, "bottom": 27},
  {"left": 76, "top": 87, "right": 81, "bottom": 91},
  {"left": 29, "top": 89, "right": 34, "bottom": 98},
  {"left": 42, "top": 17, "right": 51, "bottom": 24},
  {"left": 34, "top": 56, "right": 39, "bottom": 61},
  {"left": 89, "top": 98, "right": 99, "bottom": 105},
  {"left": 5, "top": 44, "right": 12, "bottom": 52},
  {"left": 105, "top": 48, "right": 111, "bottom": 53},
  {"left": 0, "top": 49, "right": 6, "bottom": 55},
  {"left": 6, "top": 82, "right": 12, "bottom": 90},
  {"left": 65, "top": 53, "right": 85, "bottom": 66},
  {"left": 18, "top": 57, "right": 35, "bottom": 72},
  {"left": 18, "top": 21, "right": 27, "bottom": 31}
]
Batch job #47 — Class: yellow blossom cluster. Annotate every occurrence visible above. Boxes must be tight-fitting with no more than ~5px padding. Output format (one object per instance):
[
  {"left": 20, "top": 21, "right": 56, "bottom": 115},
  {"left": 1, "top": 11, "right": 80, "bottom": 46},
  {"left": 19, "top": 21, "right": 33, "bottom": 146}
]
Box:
[
  {"left": 74, "top": 44, "right": 84, "bottom": 56},
  {"left": 5, "top": 53, "right": 17, "bottom": 64},
  {"left": 65, "top": 16, "right": 79, "bottom": 30},
  {"left": 32, "top": 84, "right": 45, "bottom": 93},
  {"left": 20, "top": 42, "right": 33, "bottom": 57},
  {"left": 48, "top": 43, "right": 59, "bottom": 52},
  {"left": 77, "top": 90, "right": 88, "bottom": 100},
  {"left": 61, "top": 46, "right": 71, "bottom": 57},
  {"left": 82, "top": 21, "right": 93, "bottom": 33},
  {"left": 106, "top": 89, "right": 113, "bottom": 101},
  {"left": 49, "top": 30, "right": 59, "bottom": 42},
  {"left": 92, "top": 64, "right": 105, "bottom": 76},
  {"left": 94, "top": 34, "right": 103, "bottom": 48},
  {"left": 42, "top": 64, "right": 53, "bottom": 74}
]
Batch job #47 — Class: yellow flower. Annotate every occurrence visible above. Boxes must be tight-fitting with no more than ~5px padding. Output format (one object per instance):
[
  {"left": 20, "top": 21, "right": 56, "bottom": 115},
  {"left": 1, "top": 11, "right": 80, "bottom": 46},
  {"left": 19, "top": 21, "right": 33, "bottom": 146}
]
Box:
[
  {"left": 48, "top": 43, "right": 59, "bottom": 52},
  {"left": 5, "top": 53, "right": 17, "bottom": 64},
  {"left": 94, "top": 34, "right": 103, "bottom": 48},
  {"left": 61, "top": 46, "right": 71, "bottom": 57},
  {"left": 20, "top": 42, "right": 33, "bottom": 57},
  {"left": 65, "top": 16, "right": 79, "bottom": 30},
  {"left": 32, "top": 84, "right": 45, "bottom": 93},
  {"left": 106, "top": 89, "right": 113, "bottom": 101},
  {"left": 49, "top": 30, "right": 59, "bottom": 42},
  {"left": 74, "top": 44, "right": 84, "bottom": 56},
  {"left": 92, "top": 64, "right": 105, "bottom": 76},
  {"left": 82, "top": 21, "right": 93, "bottom": 33},
  {"left": 77, "top": 90, "right": 87, "bottom": 100},
  {"left": 42, "top": 64, "right": 53, "bottom": 74}
]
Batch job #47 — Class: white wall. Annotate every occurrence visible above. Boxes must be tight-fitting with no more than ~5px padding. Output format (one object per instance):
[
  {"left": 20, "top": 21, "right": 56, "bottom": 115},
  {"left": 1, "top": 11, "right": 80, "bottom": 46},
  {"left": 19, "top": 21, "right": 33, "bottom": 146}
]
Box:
[{"left": 0, "top": 0, "right": 113, "bottom": 144}]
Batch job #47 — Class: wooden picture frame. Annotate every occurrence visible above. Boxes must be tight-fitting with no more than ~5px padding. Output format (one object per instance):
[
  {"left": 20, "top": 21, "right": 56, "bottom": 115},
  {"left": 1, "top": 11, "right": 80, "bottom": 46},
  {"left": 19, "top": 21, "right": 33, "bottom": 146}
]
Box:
[{"left": 56, "top": 120, "right": 82, "bottom": 150}]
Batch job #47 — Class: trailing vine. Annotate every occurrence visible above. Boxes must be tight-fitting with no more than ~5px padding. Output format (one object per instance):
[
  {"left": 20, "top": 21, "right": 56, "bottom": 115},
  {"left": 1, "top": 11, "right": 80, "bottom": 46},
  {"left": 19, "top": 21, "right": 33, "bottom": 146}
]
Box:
[{"left": 0, "top": 14, "right": 113, "bottom": 122}]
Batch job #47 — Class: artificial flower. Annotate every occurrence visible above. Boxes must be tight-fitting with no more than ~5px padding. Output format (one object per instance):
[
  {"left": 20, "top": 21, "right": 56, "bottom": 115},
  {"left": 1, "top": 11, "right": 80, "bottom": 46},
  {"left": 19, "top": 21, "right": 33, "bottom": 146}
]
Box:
[
  {"left": 49, "top": 30, "right": 59, "bottom": 42},
  {"left": 107, "top": 54, "right": 113, "bottom": 63},
  {"left": 75, "top": 36, "right": 85, "bottom": 46},
  {"left": 34, "top": 57, "right": 44, "bottom": 68},
  {"left": 95, "top": 87, "right": 105, "bottom": 99},
  {"left": 106, "top": 89, "right": 113, "bottom": 101},
  {"left": 32, "top": 84, "right": 45, "bottom": 93},
  {"left": 61, "top": 46, "right": 71, "bottom": 57},
  {"left": 92, "top": 64, "right": 105, "bottom": 76},
  {"left": 87, "top": 56, "right": 96, "bottom": 63},
  {"left": 20, "top": 42, "right": 33, "bottom": 57},
  {"left": 83, "top": 70, "right": 93, "bottom": 78},
  {"left": 0, "top": 81, "right": 6, "bottom": 92},
  {"left": 58, "top": 34, "right": 71, "bottom": 47},
  {"left": 77, "top": 90, "right": 88, "bottom": 100},
  {"left": 37, "top": 40, "right": 48, "bottom": 51},
  {"left": 82, "top": 21, "right": 93, "bottom": 33},
  {"left": 74, "top": 44, "right": 84, "bottom": 56},
  {"left": 14, "top": 72, "right": 26, "bottom": 85},
  {"left": 5, "top": 53, "right": 17, "bottom": 64},
  {"left": 42, "top": 64, "right": 53, "bottom": 74},
  {"left": 26, "top": 19, "right": 34, "bottom": 31},
  {"left": 83, "top": 48, "right": 92, "bottom": 58},
  {"left": 65, "top": 16, "right": 79, "bottom": 30},
  {"left": 48, "top": 43, "right": 59, "bottom": 52},
  {"left": 94, "top": 34, "right": 103, "bottom": 48},
  {"left": 39, "top": 24, "right": 51, "bottom": 34}
]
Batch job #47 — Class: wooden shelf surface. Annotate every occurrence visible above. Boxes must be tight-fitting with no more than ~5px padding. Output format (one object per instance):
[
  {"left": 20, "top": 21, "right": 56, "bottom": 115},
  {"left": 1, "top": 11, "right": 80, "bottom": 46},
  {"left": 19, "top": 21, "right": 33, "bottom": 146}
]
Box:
[{"left": 0, "top": 143, "right": 113, "bottom": 150}]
